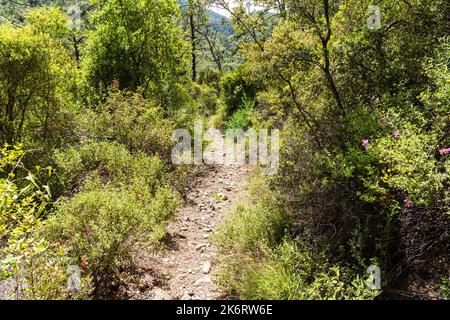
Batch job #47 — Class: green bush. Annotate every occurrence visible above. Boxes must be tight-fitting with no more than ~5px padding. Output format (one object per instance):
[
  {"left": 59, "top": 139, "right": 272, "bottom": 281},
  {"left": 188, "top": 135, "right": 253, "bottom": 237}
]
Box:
[
  {"left": 362, "top": 128, "right": 446, "bottom": 206},
  {"left": 317, "top": 122, "right": 448, "bottom": 207},
  {"left": 53, "top": 141, "right": 166, "bottom": 196},
  {"left": 49, "top": 140, "right": 181, "bottom": 281},
  {"left": 214, "top": 171, "right": 378, "bottom": 300},
  {"left": 46, "top": 186, "right": 180, "bottom": 278},
  {"left": 191, "top": 83, "right": 220, "bottom": 117},
  {"left": 214, "top": 171, "right": 289, "bottom": 253},
  {"left": 220, "top": 66, "right": 257, "bottom": 115},
  {"left": 0, "top": 145, "right": 92, "bottom": 299},
  {"left": 225, "top": 98, "right": 255, "bottom": 130},
  {"left": 198, "top": 69, "right": 222, "bottom": 90},
  {"left": 45, "top": 117, "right": 189, "bottom": 293},
  {"left": 441, "top": 277, "right": 450, "bottom": 299},
  {"left": 215, "top": 202, "right": 287, "bottom": 253},
  {"left": 216, "top": 239, "right": 378, "bottom": 300},
  {"left": 77, "top": 84, "right": 175, "bottom": 160}
]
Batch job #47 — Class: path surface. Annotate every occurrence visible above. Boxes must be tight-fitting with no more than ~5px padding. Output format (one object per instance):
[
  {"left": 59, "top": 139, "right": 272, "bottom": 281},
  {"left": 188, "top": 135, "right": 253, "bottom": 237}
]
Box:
[{"left": 122, "top": 164, "right": 249, "bottom": 300}]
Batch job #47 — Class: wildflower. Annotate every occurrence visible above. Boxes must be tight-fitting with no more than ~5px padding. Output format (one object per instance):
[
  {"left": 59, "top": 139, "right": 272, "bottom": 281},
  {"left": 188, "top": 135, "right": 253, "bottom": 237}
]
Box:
[
  {"left": 404, "top": 198, "right": 414, "bottom": 208},
  {"left": 393, "top": 130, "right": 400, "bottom": 140},
  {"left": 361, "top": 139, "right": 369, "bottom": 148},
  {"left": 85, "top": 227, "right": 92, "bottom": 233},
  {"left": 439, "top": 147, "right": 450, "bottom": 156}
]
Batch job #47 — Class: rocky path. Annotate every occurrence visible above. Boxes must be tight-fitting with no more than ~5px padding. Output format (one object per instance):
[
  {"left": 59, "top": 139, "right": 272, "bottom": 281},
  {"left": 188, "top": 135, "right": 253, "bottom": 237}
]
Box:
[{"left": 125, "top": 164, "right": 249, "bottom": 300}]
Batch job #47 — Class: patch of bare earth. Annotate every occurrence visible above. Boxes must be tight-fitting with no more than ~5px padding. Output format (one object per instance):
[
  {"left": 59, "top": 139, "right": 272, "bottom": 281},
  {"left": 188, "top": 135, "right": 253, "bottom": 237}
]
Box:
[{"left": 117, "top": 164, "right": 249, "bottom": 300}]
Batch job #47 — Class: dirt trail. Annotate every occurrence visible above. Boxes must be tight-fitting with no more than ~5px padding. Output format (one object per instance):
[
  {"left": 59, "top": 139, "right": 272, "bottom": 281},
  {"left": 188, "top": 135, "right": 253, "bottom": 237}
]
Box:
[{"left": 125, "top": 164, "right": 249, "bottom": 300}]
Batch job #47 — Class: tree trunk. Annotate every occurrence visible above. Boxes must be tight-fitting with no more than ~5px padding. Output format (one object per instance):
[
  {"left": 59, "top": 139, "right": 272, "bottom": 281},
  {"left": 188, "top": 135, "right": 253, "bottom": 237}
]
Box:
[{"left": 189, "top": 13, "right": 197, "bottom": 82}]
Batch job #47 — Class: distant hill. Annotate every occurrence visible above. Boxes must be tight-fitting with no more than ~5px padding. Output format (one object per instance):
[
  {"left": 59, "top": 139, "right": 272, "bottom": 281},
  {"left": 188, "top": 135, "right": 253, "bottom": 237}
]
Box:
[
  {"left": 178, "top": 0, "right": 234, "bottom": 36},
  {"left": 208, "top": 11, "right": 233, "bottom": 36},
  {"left": 208, "top": 8, "right": 228, "bottom": 23}
]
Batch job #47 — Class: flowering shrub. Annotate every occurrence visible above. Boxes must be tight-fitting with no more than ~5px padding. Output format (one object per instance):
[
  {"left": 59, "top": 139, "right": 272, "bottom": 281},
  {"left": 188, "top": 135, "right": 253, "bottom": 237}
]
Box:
[{"left": 360, "top": 127, "right": 447, "bottom": 206}]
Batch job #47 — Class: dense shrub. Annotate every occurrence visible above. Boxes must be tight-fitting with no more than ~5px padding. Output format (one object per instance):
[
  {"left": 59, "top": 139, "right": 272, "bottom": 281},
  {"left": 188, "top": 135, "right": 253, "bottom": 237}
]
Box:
[
  {"left": 49, "top": 140, "right": 181, "bottom": 283},
  {"left": 77, "top": 84, "right": 176, "bottom": 161},
  {"left": 216, "top": 240, "right": 377, "bottom": 300},
  {"left": 190, "top": 83, "right": 220, "bottom": 117},
  {"left": 228, "top": 2, "right": 450, "bottom": 298},
  {"left": 214, "top": 171, "right": 378, "bottom": 300},
  {"left": 225, "top": 98, "right": 255, "bottom": 130},
  {"left": 275, "top": 108, "right": 450, "bottom": 283},
  {"left": 220, "top": 66, "right": 257, "bottom": 115},
  {"left": 358, "top": 128, "right": 446, "bottom": 206},
  {"left": 53, "top": 141, "right": 167, "bottom": 196},
  {"left": 198, "top": 69, "right": 222, "bottom": 90},
  {"left": 46, "top": 186, "right": 180, "bottom": 278},
  {"left": 0, "top": 146, "right": 91, "bottom": 299}
]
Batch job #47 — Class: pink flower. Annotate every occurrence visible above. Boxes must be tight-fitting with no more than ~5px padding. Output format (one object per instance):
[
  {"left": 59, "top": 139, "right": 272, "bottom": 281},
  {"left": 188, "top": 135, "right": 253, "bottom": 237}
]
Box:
[
  {"left": 361, "top": 139, "right": 369, "bottom": 148},
  {"left": 404, "top": 198, "right": 414, "bottom": 208},
  {"left": 85, "top": 227, "right": 92, "bottom": 234},
  {"left": 439, "top": 147, "right": 450, "bottom": 156},
  {"left": 393, "top": 130, "right": 400, "bottom": 140}
]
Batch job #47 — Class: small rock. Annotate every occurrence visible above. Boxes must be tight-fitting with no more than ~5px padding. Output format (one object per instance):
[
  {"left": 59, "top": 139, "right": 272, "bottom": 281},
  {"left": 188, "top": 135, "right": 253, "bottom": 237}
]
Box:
[
  {"left": 202, "top": 261, "right": 211, "bottom": 274},
  {"left": 151, "top": 288, "right": 173, "bottom": 300},
  {"left": 194, "top": 276, "right": 211, "bottom": 286}
]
